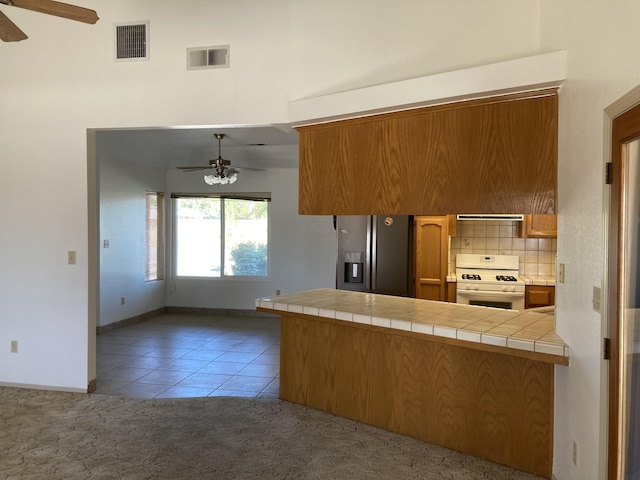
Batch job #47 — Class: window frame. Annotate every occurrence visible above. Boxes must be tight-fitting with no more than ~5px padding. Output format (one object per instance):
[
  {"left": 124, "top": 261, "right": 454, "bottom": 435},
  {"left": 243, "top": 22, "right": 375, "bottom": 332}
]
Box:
[
  {"left": 145, "top": 190, "right": 165, "bottom": 282},
  {"left": 171, "top": 192, "right": 271, "bottom": 279}
]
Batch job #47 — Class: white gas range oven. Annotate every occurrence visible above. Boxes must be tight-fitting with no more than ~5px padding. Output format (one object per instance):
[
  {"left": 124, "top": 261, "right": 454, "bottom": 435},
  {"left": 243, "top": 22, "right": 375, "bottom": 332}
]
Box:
[{"left": 455, "top": 253, "right": 525, "bottom": 310}]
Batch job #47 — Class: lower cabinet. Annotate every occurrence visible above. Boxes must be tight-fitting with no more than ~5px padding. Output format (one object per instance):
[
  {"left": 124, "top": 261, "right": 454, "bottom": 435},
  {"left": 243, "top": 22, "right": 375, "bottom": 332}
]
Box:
[
  {"left": 446, "top": 282, "right": 456, "bottom": 303},
  {"left": 525, "top": 285, "right": 555, "bottom": 309}
]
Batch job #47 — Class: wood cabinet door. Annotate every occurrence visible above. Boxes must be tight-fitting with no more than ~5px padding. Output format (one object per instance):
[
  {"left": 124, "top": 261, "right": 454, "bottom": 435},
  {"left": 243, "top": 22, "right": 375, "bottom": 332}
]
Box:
[
  {"left": 414, "top": 216, "right": 448, "bottom": 301},
  {"left": 297, "top": 90, "right": 558, "bottom": 215},
  {"left": 446, "top": 282, "right": 457, "bottom": 302},
  {"left": 521, "top": 214, "right": 557, "bottom": 238}
]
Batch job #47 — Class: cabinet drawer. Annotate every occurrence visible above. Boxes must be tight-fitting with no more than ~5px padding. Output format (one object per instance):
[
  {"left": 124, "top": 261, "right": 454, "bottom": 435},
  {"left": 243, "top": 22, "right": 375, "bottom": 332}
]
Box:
[{"left": 525, "top": 286, "right": 555, "bottom": 308}]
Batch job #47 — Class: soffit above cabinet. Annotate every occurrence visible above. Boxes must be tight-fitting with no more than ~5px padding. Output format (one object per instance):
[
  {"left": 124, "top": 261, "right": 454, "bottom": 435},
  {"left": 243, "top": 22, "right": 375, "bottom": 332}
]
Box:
[{"left": 289, "top": 51, "right": 566, "bottom": 126}]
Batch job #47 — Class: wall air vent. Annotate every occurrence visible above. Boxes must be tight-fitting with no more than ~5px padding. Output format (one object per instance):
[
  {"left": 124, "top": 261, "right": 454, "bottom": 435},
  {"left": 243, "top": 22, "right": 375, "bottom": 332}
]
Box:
[
  {"left": 114, "top": 22, "right": 150, "bottom": 62},
  {"left": 187, "top": 45, "right": 230, "bottom": 70}
]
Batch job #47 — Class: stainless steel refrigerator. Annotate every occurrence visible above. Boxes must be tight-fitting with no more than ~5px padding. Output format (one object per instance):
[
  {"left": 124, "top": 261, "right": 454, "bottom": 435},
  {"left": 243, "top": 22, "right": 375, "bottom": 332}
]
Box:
[{"left": 336, "top": 215, "right": 413, "bottom": 297}]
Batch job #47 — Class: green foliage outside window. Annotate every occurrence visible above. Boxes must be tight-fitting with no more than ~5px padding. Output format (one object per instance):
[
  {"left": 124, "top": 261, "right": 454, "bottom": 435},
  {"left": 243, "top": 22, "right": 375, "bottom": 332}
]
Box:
[{"left": 230, "top": 241, "right": 267, "bottom": 276}]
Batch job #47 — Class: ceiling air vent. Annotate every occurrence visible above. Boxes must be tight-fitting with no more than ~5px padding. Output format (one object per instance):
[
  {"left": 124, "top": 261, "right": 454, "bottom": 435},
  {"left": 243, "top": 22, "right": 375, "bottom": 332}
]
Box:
[
  {"left": 187, "top": 45, "right": 230, "bottom": 70},
  {"left": 114, "top": 22, "right": 150, "bottom": 62}
]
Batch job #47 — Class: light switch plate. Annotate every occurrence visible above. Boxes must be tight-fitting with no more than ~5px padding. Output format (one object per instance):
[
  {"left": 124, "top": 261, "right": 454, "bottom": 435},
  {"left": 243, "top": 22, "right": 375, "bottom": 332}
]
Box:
[
  {"left": 558, "top": 263, "right": 565, "bottom": 283},
  {"left": 68, "top": 251, "right": 77, "bottom": 265}
]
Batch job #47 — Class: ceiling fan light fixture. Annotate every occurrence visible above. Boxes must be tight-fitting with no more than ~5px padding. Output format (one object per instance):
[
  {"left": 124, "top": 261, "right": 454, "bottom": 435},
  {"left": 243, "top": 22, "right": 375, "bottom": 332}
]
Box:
[
  {"left": 200, "top": 134, "right": 239, "bottom": 186},
  {"left": 204, "top": 170, "right": 238, "bottom": 185},
  {"left": 178, "top": 132, "right": 263, "bottom": 184},
  {"left": 204, "top": 174, "right": 216, "bottom": 185}
]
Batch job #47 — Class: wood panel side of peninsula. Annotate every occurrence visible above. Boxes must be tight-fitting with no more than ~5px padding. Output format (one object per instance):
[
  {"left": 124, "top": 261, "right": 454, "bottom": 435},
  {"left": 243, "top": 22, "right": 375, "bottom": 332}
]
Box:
[{"left": 272, "top": 311, "right": 553, "bottom": 479}]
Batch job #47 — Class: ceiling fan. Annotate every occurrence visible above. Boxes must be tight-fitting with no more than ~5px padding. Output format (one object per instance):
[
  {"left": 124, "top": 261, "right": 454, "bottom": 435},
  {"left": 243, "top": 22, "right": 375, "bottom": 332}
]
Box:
[
  {"left": 0, "top": 0, "right": 99, "bottom": 42},
  {"left": 177, "top": 133, "right": 264, "bottom": 185}
]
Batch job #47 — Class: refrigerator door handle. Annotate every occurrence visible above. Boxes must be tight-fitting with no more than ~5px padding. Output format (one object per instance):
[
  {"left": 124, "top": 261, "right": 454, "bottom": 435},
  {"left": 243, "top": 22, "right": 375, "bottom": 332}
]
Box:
[{"left": 369, "top": 216, "right": 377, "bottom": 292}]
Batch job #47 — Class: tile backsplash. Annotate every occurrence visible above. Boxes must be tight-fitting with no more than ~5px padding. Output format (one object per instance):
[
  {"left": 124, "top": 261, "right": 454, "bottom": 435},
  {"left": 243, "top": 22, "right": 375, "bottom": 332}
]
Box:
[{"left": 449, "top": 220, "right": 557, "bottom": 277}]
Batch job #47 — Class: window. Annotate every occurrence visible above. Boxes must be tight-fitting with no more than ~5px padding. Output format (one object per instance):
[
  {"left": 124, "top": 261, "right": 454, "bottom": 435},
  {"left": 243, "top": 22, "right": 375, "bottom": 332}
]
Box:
[
  {"left": 173, "top": 194, "right": 270, "bottom": 277},
  {"left": 145, "top": 191, "right": 164, "bottom": 281}
]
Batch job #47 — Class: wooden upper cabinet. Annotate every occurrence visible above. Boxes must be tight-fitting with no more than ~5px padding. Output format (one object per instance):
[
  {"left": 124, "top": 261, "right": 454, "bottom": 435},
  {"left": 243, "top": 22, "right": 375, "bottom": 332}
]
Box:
[
  {"left": 521, "top": 214, "right": 557, "bottom": 238},
  {"left": 297, "top": 90, "right": 558, "bottom": 216}
]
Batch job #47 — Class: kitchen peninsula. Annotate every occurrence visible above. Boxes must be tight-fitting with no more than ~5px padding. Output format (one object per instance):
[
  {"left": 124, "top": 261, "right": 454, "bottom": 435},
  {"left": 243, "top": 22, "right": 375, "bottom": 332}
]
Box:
[{"left": 256, "top": 288, "right": 569, "bottom": 479}]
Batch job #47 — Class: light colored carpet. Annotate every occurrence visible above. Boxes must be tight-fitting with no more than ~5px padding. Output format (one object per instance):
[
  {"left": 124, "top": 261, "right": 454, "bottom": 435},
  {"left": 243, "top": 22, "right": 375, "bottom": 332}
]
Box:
[{"left": 0, "top": 387, "right": 545, "bottom": 479}]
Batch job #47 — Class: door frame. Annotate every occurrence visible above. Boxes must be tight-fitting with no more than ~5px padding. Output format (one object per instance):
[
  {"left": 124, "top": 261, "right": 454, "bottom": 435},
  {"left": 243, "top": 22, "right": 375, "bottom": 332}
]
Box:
[{"left": 605, "top": 85, "right": 640, "bottom": 480}]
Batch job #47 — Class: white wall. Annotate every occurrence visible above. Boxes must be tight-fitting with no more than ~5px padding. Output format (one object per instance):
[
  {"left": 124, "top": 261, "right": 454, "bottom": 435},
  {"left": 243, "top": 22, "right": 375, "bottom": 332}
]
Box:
[
  {"left": 539, "top": 1, "right": 640, "bottom": 478},
  {"left": 0, "top": 0, "right": 544, "bottom": 409},
  {"left": 165, "top": 168, "right": 336, "bottom": 309},
  {"left": 99, "top": 160, "right": 166, "bottom": 326},
  {"left": 97, "top": 159, "right": 334, "bottom": 318},
  {"left": 288, "top": 0, "right": 541, "bottom": 99}
]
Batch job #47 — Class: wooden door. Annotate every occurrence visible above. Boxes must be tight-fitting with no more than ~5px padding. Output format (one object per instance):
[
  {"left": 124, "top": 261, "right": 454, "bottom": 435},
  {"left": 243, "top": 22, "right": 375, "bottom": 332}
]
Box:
[
  {"left": 608, "top": 102, "right": 640, "bottom": 480},
  {"left": 414, "top": 216, "right": 448, "bottom": 301}
]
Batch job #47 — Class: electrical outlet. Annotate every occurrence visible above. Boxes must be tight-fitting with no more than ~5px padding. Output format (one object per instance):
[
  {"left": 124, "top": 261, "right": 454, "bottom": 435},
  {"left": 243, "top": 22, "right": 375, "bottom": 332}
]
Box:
[
  {"left": 573, "top": 441, "right": 578, "bottom": 466},
  {"left": 276, "top": 289, "right": 281, "bottom": 295},
  {"left": 10, "top": 340, "right": 18, "bottom": 353},
  {"left": 120, "top": 297, "right": 125, "bottom": 305}
]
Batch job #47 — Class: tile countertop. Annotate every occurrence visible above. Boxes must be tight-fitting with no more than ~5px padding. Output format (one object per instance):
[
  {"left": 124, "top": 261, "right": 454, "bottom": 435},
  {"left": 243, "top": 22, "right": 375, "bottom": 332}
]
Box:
[
  {"left": 521, "top": 275, "right": 556, "bottom": 286},
  {"left": 256, "top": 288, "right": 569, "bottom": 364},
  {"left": 446, "top": 274, "right": 556, "bottom": 286}
]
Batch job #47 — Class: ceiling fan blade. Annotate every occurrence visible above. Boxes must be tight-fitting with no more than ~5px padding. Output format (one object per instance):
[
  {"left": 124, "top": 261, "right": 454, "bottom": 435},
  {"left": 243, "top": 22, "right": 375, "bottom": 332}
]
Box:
[
  {"left": 177, "top": 166, "right": 212, "bottom": 171},
  {"left": 0, "top": 10, "right": 27, "bottom": 41},
  {"left": 8, "top": 0, "right": 98, "bottom": 24},
  {"left": 235, "top": 166, "right": 266, "bottom": 172}
]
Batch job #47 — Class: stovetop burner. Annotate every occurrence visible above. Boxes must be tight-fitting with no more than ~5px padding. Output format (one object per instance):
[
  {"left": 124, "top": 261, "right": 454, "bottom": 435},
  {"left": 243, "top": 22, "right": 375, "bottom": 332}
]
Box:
[
  {"left": 496, "top": 275, "right": 518, "bottom": 282},
  {"left": 462, "top": 274, "right": 482, "bottom": 280}
]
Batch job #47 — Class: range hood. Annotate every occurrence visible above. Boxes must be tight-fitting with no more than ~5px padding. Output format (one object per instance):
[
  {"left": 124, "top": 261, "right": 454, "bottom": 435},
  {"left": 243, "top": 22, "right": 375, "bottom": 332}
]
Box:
[{"left": 456, "top": 214, "right": 524, "bottom": 221}]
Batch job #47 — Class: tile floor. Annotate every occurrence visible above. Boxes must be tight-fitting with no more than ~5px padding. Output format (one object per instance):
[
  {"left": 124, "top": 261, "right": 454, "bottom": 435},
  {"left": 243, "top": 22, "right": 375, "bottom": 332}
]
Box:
[{"left": 95, "top": 313, "right": 280, "bottom": 399}]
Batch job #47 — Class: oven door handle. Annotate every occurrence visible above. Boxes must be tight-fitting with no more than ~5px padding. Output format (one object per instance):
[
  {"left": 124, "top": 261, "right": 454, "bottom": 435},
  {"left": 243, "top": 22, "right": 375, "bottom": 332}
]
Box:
[{"left": 456, "top": 290, "right": 524, "bottom": 298}]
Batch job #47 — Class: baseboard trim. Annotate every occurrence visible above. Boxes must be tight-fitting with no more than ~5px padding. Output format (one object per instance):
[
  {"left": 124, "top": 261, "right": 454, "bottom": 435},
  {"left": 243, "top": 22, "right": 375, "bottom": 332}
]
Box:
[
  {"left": 97, "top": 307, "right": 167, "bottom": 335},
  {"left": 97, "top": 307, "right": 278, "bottom": 335},
  {"left": 0, "top": 381, "right": 87, "bottom": 394},
  {"left": 87, "top": 378, "right": 97, "bottom": 394}
]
